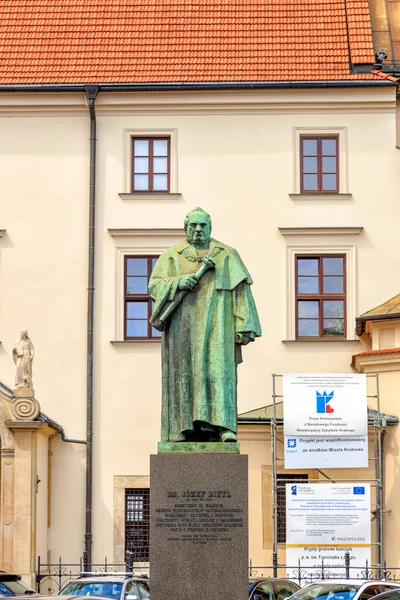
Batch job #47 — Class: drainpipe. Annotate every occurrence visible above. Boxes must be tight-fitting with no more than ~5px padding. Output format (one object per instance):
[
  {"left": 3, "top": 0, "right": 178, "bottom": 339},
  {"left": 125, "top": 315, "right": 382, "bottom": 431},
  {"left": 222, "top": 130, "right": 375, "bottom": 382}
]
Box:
[
  {"left": 379, "top": 417, "right": 387, "bottom": 569},
  {"left": 85, "top": 85, "right": 99, "bottom": 568}
]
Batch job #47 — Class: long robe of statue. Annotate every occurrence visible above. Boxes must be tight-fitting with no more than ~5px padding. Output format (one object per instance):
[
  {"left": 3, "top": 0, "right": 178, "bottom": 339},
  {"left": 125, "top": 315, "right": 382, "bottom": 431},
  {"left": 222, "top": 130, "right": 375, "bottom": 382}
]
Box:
[{"left": 149, "top": 212, "right": 261, "bottom": 443}]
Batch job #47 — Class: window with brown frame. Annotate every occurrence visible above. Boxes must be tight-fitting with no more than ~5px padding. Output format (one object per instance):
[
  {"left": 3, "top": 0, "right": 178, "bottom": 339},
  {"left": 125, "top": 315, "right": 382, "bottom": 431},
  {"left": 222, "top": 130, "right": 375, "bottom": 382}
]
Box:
[
  {"left": 296, "top": 255, "right": 346, "bottom": 339},
  {"left": 300, "top": 135, "right": 339, "bottom": 193},
  {"left": 125, "top": 488, "right": 150, "bottom": 561},
  {"left": 124, "top": 256, "right": 161, "bottom": 340},
  {"left": 131, "top": 137, "right": 170, "bottom": 192}
]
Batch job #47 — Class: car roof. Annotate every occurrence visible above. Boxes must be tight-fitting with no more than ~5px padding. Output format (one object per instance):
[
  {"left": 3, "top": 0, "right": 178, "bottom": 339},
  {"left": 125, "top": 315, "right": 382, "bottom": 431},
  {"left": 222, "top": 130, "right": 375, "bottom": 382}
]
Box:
[
  {"left": 18, "top": 597, "right": 100, "bottom": 600},
  {"left": 303, "top": 580, "right": 366, "bottom": 585},
  {"left": 65, "top": 577, "right": 127, "bottom": 583},
  {"left": 304, "top": 579, "right": 400, "bottom": 587},
  {"left": 0, "top": 574, "right": 22, "bottom": 582},
  {"left": 249, "top": 579, "right": 299, "bottom": 583},
  {"left": 249, "top": 579, "right": 300, "bottom": 590},
  {"left": 63, "top": 576, "right": 148, "bottom": 584}
]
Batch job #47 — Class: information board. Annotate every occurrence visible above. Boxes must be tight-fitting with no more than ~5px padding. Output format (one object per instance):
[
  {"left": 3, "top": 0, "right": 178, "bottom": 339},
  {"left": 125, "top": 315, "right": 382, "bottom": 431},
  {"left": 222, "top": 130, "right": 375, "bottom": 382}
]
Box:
[
  {"left": 283, "top": 374, "right": 367, "bottom": 437},
  {"left": 286, "top": 483, "right": 371, "bottom": 579},
  {"left": 284, "top": 435, "right": 368, "bottom": 468}
]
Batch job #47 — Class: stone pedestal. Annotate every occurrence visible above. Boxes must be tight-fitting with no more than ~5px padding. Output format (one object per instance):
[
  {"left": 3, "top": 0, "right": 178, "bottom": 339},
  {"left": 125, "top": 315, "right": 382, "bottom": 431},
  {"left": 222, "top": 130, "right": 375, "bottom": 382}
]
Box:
[
  {"left": 5, "top": 421, "right": 43, "bottom": 587},
  {"left": 150, "top": 453, "right": 248, "bottom": 600},
  {"left": 12, "top": 388, "right": 40, "bottom": 420}
]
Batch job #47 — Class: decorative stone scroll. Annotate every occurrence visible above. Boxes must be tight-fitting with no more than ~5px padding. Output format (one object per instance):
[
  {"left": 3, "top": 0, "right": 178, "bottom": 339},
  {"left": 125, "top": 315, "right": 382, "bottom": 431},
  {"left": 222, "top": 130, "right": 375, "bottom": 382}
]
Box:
[{"left": 11, "top": 394, "right": 40, "bottom": 421}]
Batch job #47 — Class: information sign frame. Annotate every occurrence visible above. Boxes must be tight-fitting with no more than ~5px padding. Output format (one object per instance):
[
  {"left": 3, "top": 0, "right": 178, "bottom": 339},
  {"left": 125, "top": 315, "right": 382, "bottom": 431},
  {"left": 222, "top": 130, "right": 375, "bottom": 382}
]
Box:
[{"left": 270, "top": 373, "right": 383, "bottom": 573}]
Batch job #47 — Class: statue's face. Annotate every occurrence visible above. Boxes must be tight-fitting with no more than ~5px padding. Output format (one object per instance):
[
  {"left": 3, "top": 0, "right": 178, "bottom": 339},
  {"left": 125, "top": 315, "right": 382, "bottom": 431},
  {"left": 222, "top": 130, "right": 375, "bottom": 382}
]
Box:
[{"left": 185, "top": 212, "right": 211, "bottom": 248}]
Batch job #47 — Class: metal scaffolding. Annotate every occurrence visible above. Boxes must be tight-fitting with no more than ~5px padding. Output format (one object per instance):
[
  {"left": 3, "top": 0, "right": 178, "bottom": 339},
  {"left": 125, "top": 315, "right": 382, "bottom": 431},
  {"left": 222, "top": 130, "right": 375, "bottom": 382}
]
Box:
[{"left": 271, "top": 373, "right": 385, "bottom": 570}]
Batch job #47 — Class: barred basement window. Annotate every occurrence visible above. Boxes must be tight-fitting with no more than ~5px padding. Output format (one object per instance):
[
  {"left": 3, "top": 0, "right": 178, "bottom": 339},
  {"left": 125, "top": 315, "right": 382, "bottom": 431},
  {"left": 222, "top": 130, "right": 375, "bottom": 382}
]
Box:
[
  {"left": 125, "top": 488, "right": 150, "bottom": 561},
  {"left": 276, "top": 474, "right": 308, "bottom": 544}
]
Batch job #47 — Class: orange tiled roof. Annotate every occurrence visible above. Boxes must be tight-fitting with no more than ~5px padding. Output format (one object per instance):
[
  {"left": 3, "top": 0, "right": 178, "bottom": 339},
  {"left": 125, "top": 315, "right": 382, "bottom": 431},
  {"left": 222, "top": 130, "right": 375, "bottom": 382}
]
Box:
[
  {"left": 360, "top": 294, "right": 400, "bottom": 319},
  {"left": 353, "top": 348, "right": 400, "bottom": 357},
  {"left": 351, "top": 347, "right": 400, "bottom": 367},
  {"left": 355, "top": 294, "right": 400, "bottom": 336},
  {"left": 371, "top": 69, "right": 400, "bottom": 83},
  {"left": 0, "top": 0, "right": 379, "bottom": 85}
]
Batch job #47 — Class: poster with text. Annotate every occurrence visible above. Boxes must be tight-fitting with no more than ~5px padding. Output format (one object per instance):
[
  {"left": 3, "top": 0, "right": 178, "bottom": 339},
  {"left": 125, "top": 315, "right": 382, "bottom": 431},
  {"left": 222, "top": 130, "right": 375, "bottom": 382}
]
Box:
[
  {"left": 283, "top": 374, "right": 367, "bottom": 436},
  {"left": 285, "top": 483, "right": 371, "bottom": 581},
  {"left": 284, "top": 435, "right": 368, "bottom": 468},
  {"left": 286, "top": 546, "right": 371, "bottom": 582}
]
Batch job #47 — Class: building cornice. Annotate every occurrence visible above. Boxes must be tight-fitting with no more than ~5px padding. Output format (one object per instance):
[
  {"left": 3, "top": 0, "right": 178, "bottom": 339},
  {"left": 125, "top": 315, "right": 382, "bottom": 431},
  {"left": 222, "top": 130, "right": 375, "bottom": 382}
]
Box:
[
  {"left": 0, "top": 88, "right": 395, "bottom": 117},
  {"left": 352, "top": 349, "right": 400, "bottom": 373},
  {"left": 5, "top": 421, "right": 44, "bottom": 432},
  {"left": 279, "top": 227, "right": 363, "bottom": 236},
  {"left": 108, "top": 228, "right": 183, "bottom": 238}
]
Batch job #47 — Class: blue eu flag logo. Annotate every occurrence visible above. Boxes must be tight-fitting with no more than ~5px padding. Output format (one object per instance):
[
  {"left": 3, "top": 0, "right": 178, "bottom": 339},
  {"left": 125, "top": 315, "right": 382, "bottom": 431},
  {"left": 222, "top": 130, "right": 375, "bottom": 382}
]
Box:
[
  {"left": 287, "top": 439, "right": 297, "bottom": 448},
  {"left": 353, "top": 486, "right": 365, "bottom": 495}
]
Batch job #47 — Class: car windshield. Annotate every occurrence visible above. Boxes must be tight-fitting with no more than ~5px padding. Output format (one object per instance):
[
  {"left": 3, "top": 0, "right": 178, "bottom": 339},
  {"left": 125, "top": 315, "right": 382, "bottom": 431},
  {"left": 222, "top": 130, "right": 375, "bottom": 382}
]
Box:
[
  {"left": 0, "top": 581, "right": 37, "bottom": 596},
  {"left": 59, "top": 582, "right": 123, "bottom": 598},
  {"left": 292, "top": 583, "right": 360, "bottom": 600},
  {"left": 248, "top": 581, "right": 299, "bottom": 597},
  {"left": 291, "top": 584, "right": 361, "bottom": 600}
]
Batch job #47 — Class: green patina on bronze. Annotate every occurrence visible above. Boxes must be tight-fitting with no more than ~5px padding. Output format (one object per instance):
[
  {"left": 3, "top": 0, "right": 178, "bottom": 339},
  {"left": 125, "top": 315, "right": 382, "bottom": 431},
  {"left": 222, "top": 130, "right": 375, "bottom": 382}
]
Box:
[
  {"left": 149, "top": 207, "right": 261, "bottom": 445},
  {"left": 158, "top": 442, "right": 241, "bottom": 454}
]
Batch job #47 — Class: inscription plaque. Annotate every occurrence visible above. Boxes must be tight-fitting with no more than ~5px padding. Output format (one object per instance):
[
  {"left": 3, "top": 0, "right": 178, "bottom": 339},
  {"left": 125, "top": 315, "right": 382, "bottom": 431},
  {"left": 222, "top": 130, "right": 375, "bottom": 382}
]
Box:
[
  {"left": 156, "top": 489, "right": 244, "bottom": 544},
  {"left": 150, "top": 454, "right": 248, "bottom": 600}
]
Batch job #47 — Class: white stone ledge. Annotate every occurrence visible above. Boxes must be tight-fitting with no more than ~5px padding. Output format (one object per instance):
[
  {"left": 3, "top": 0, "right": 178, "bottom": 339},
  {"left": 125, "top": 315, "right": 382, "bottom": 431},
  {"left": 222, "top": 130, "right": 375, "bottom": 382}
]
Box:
[
  {"left": 119, "top": 192, "right": 182, "bottom": 201},
  {"left": 289, "top": 193, "right": 353, "bottom": 201},
  {"left": 282, "top": 339, "right": 360, "bottom": 343},
  {"left": 110, "top": 340, "right": 161, "bottom": 344}
]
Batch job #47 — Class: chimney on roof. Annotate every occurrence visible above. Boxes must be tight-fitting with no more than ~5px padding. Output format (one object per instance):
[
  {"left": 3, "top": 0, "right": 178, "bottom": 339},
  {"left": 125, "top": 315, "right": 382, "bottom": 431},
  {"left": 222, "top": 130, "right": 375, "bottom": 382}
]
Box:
[{"left": 374, "top": 49, "right": 387, "bottom": 70}]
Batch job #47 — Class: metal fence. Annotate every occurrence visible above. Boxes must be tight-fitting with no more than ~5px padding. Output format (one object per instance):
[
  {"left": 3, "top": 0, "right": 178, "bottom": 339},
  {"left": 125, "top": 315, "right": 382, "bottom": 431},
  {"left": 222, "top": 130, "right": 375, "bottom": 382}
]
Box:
[
  {"left": 36, "top": 552, "right": 149, "bottom": 594},
  {"left": 37, "top": 552, "right": 400, "bottom": 593},
  {"left": 249, "top": 552, "right": 400, "bottom": 585}
]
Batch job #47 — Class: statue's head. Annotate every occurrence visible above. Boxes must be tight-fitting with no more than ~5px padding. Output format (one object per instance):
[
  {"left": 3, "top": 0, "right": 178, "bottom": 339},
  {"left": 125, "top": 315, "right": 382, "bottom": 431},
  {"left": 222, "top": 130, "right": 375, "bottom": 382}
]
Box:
[
  {"left": 20, "top": 329, "right": 28, "bottom": 339},
  {"left": 184, "top": 207, "right": 212, "bottom": 249}
]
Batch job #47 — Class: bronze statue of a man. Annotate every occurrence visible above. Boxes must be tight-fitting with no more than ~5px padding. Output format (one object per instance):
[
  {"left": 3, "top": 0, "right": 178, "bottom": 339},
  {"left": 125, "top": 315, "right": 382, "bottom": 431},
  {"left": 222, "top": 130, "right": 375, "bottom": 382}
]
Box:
[{"left": 149, "top": 207, "right": 261, "bottom": 443}]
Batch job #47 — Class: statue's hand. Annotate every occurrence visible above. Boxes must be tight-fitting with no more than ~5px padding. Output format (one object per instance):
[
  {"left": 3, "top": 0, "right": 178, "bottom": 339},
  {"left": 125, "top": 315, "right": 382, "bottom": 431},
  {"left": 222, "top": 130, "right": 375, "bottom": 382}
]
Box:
[
  {"left": 179, "top": 275, "right": 198, "bottom": 291},
  {"left": 236, "top": 332, "right": 253, "bottom": 345},
  {"left": 203, "top": 255, "right": 216, "bottom": 270}
]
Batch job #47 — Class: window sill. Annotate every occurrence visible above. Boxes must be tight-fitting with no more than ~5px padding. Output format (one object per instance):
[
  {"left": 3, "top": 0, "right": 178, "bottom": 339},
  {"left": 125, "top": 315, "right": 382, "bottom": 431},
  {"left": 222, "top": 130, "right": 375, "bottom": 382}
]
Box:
[
  {"left": 282, "top": 339, "right": 360, "bottom": 343},
  {"left": 111, "top": 340, "right": 161, "bottom": 344},
  {"left": 289, "top": 193, "right": 352, "bottom": 201},
  {"left": 119, "top": 192, "right": 182, "bottom": 201}
]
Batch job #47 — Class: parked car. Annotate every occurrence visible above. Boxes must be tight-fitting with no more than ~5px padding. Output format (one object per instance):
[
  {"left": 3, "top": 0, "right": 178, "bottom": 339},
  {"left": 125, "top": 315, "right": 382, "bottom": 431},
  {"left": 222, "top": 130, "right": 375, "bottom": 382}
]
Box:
[
  {"left": 373, "top": 590, "right": 400, "bottom": 600},
  {"left": 0, "top": 573, "right": 38, "bottom": 596},
  {"left": 249, "top": 578, "right": 300, "bottom": 600},
  {"left": 18, "top": 597, "right": 101, "bottom": 600},
  {"left": 58, "top": 574, "right": 149, "bottom": 600},
  {"left": 290, "top": 580, "right": 400, "bottom": 600}
]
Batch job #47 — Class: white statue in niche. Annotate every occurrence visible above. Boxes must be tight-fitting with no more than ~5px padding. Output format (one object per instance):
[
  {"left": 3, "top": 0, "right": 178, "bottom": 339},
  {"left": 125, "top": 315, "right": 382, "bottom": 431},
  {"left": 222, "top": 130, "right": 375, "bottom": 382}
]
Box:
[{"left": 13, "top": 330, "right": 34, "bottom": 389}]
